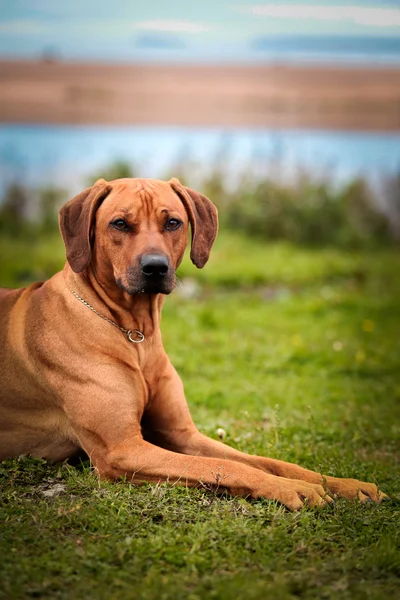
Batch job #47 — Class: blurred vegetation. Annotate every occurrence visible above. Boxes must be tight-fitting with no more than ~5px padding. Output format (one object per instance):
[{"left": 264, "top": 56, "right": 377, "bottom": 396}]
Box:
[
  {"left": 0, "top": 160, "right": 398, "bottom": 248},
  {"left": 201, "top": 173, "right": 396, "bottom": 248},
  {"left": 0, "top": 184, "right": 31, "bottom": 235},
  {"left": 86, "top": 159, "right": 136, "bottom": 186},
  {"left": 0, "top": 183, "right": 67, "bottom": 237}
]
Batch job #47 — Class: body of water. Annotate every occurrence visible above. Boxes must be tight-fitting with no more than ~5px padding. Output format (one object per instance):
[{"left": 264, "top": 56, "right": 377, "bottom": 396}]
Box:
[
  {"left": 0, "top": 125, "right": 399, "bottom": 194},
  {"left": 132, "top": 35, "right": 400, "bottom": 65}
]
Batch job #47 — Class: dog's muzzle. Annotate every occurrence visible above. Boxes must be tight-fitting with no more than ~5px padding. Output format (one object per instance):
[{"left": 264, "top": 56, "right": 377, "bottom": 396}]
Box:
[{"left": 118, "top": 254, "right": 175, "bottom": 295}]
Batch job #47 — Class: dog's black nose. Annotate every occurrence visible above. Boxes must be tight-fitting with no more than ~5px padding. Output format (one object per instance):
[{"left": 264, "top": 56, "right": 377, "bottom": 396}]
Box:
[{"left": 141, "top": 254, "right": 169, "bottom": 277}]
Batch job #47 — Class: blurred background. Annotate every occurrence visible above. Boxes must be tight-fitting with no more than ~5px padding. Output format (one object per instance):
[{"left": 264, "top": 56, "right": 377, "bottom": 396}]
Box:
[{"left": 0, "top": 0, "right": 400, "bottom": 251}]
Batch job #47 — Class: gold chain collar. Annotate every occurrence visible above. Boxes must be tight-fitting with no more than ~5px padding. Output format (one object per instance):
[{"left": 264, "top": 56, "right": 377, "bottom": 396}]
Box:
[{"left": 69, "top": 289, "right": 145, "bottom": 344}]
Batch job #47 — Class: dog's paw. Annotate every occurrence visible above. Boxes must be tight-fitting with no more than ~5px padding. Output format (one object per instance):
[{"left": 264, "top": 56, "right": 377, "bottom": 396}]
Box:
[
  {"left": 325, "top": 476, "right": 389, "bottom": 503},
  {"left": 260, "top": 477, "right": 334, "bottom": 511}
]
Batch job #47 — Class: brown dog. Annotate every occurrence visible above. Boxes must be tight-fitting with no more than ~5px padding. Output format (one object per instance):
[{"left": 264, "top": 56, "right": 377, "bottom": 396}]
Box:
[{"left": 0, "top": 177, "right": 387, "bottom": 510}]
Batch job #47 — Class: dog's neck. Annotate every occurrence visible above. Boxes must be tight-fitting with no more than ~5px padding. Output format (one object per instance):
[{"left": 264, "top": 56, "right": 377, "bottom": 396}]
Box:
[{"left": 65, "top": 265, "right": 164, "bottom": 339}]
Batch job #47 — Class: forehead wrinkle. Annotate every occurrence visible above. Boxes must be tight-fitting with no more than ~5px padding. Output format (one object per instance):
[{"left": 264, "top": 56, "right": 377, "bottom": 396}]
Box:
[
  {"left": 107, "top": 182, "right": 151, "bottom": 216},
  {"left": 106, "top": 179, "right": 182, "bottom": 221},
  {"left": 137, "top": 186, "right": 150, "bottom": 220},
  {"left": 118, "top": 207, "right": 132, "bottom": 215},
  {"left": 142, "top": 184, "right": 165, "bottom": 221}
]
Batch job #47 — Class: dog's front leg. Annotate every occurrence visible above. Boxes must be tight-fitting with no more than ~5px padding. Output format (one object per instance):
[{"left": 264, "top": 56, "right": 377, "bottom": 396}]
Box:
[
  {"left": 92, "top": 437, "right": 334, "bottom": 511},
  {"left": 65, "top": 363, "right": 331, "bottom": 510},
  {"left": 143, "top": 361, "right": 388, "bottom": 503}
]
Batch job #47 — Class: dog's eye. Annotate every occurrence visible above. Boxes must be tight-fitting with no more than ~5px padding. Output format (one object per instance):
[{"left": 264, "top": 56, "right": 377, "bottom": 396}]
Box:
[
  {"left": 112, "top": 219, "right": 128, "bottom": 231},
  {"left": 166, "top": 218, "right": 181, "bottom": 231}
]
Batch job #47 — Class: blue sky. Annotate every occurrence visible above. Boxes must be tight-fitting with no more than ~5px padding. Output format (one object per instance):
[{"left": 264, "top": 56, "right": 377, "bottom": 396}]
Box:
[{"left": 0, "top": 1, "right": 399, "bottom": 60}]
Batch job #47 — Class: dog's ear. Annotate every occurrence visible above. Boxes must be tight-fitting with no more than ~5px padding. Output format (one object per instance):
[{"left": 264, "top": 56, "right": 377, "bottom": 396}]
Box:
[
  {"left": 59, "top": 179, "right": 111, "bottom": 273},
  {"left": 170, "top": 178, "right": 218, "bottom": 268}
]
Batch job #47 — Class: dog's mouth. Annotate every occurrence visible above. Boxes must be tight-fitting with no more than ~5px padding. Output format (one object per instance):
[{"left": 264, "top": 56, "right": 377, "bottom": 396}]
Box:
[{"left": 116, "top": 271, "right": 176, "bottom": 296}]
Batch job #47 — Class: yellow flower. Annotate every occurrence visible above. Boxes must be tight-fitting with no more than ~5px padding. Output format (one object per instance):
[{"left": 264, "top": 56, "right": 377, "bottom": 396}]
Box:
[
  {"left": 355, "top": 350, "right": 366, "bottom": 363},
  {"left": 291, "top": 334, "right": 302, "bottom": 347},
  {"left": 362, "top": 319, "right": 375, "bottom": 332}
]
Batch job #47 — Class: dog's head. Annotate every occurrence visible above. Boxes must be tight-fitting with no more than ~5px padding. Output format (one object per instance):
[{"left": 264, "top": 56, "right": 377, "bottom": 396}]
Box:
[{"left": 59, "top": 178, "right": 218, "bottom": 295}]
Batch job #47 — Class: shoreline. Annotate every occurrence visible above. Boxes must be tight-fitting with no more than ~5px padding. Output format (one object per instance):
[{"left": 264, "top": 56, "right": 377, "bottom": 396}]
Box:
[{"left": 1, "top": 59, "right": 399, "bottom": 131}]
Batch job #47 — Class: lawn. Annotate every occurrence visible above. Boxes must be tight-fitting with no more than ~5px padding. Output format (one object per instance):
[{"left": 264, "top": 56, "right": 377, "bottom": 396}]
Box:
[{"left": 1, "top": 231, "right": 399, "bottom": 600}]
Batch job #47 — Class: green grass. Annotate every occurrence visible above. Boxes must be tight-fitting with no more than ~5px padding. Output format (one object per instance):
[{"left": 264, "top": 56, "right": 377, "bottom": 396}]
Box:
[{"left": 1, "top": 231, "right": 400, "bottom": 599}]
